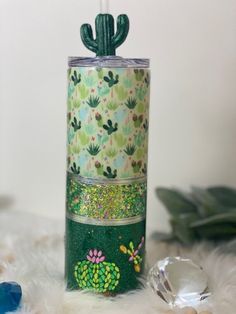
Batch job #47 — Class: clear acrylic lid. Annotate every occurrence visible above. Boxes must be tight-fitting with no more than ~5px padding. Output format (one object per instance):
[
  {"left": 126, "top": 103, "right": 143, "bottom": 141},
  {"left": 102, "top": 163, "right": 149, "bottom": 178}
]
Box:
[{"left": 68, "top": 56, "right": 150, "bottom": 68}]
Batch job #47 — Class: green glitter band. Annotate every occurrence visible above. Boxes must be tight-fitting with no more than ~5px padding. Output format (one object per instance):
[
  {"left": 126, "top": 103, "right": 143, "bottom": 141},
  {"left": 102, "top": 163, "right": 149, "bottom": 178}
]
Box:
[{"left": 66, "top": 174, "right": 147, "bottom": 220}]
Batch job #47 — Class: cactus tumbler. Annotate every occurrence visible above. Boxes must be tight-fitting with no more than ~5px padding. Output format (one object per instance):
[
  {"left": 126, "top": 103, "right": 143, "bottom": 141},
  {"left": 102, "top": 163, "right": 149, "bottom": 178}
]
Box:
[{"left": 65, "top": 13, "right": 150, "bottom": 294}]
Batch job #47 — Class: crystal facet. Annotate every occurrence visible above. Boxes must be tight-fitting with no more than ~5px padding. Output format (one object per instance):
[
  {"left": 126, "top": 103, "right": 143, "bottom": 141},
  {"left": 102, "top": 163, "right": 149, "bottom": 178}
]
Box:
[
  {"left": 147, "top": 257, "right": 210, "bottom": 308},
  {"left": 0, "top": 282, "right": 22, "bottom": 313}
]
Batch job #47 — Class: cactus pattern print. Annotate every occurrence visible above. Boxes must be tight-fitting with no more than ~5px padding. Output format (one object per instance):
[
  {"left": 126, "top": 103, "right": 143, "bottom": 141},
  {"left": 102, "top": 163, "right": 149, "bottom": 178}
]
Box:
[
  {"left": 67, "top": 67, "right": 150, "bottom": 180},
  {"left": 66, "top": 60, "right": 150, "bottom": 293},
  {"left": 74, "top": 249, "right": 120, "bottom": 292}
]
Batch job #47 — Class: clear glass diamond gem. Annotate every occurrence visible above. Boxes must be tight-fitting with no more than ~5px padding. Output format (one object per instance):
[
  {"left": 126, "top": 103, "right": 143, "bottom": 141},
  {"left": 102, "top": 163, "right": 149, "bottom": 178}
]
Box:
[{"left": 147, "top": 257, "right": 210, "bottom": 308}]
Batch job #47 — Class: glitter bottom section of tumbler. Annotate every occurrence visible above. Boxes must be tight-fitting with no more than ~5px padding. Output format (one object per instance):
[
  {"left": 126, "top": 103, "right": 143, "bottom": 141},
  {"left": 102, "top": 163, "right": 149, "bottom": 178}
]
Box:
[{"left": 65, "top": 218, "right": 146, "bottom": 293}]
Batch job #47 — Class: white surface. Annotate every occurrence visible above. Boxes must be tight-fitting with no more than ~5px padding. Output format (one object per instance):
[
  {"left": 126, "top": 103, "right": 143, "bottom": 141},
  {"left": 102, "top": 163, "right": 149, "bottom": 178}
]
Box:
[{"left": 1, "top": 0, "right": 236, "bottom": 231}]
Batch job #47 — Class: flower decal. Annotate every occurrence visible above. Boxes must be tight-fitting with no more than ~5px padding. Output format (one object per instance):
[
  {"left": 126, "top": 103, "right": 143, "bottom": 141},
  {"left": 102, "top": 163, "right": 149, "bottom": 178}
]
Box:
[{"left": 120, "top": 236, "right": 144, "bottom": 273}]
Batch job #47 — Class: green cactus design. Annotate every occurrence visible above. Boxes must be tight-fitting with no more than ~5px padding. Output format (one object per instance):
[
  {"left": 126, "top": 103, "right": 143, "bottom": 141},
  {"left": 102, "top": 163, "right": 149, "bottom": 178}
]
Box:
[
  {"left": 78, "top": 132, "right": 90, "bottom": 146},
  {"left": 71, "top": 117, "right": 81, "bottom": 132},
  {"left": 86, "top": 95, "right": 101, "bottom": 108},
  {"left": 96, "top": 68, "right": 104, "bottom": 80},
  {"left": 114, "top": 85, "right": 128, "bottom": 101},
  {"left": 133, "top": 114, "right": 143, "bottom": 128},
  {"left": 74, "top": 249, "right": 120, "bottom": 292},
  {"left": 131, "top": 160, "right": 142, "bottom": 174},
  {"left": 98, "top": 85, "right": 110, "bottom": 97},
  {"left": 107, "top": 102, "right": 119, "bottom": 111},
  {"left": 68, "top": 144, "right": 80, "bottom": 155},
  {"left": 84, "top": 124, "right": 96, "bottom": 136},
  {"left": 143, "top": 119, "right": 149, "bottom": 132},
  {"left": 134, "top": 69, "right": 145, "bottom": 81},
  {"left": 70, "top": 162, "right": 80, "bottom": 175},
  {"left": 95, "top": 161, "right": 104, "bottom": 176},
  {"left": 134, "top": 132, "right": 145, "bottom": 147},
  {"left": 136, "top": 87, "right": 146, "bottom": 101},
  {"left": 137, "top": 102, "right": 145, "bottom": 113},
  {"left": 103, "top": 120, "right": 118, "bottom": 135},
  {"left": 103, "top": 167, "right": 117, "bottom": 179},
  {"left": 104, "top": 71, "right": 119, "bottom": 87},
  {"left": 142, "top": 163, "right": 147, "bottom": 175},
  {"left": 98, "top": 134, "right": 109, "bottom": 145},
  {"left": 67, "top": 98, "right": 81, "bottom": 110},
  {"left": 114, "top": 133, "right": 127, "bottom": 147},
  {"left": 124, "top": 144, "right": 136, "bottom": 156},
  {"left": 145, "top": 73, "right": 150, "bottom": 87},
  {"left": 123, "top": 77, "right": 132, "bottom": 88},
  {"left": 87, "top": 144, "right": 101, "bottom": 156},
  {"left": 67, "top": 67, "right": 150, "bottom": 179},
  {"left": 84, "top": 75, "right": 96, "bottom": 87},
  {"left": 135, "top": 148, "right": 145, "bottom": 160},
  {"left": 122, "top": 123, "right": 132, "bottom": 136},
  {"left": 95, "top": 112, "right": 103, "bottom": 127},
  {"left": 105, "top": 148, "right": 118, "bottom": 158},
  {"left": 71, "top": 71, "right": 81, "bottom": 86},
  {"left": 80, "top": 14, "right": 129, "bottom": 57},
  {"left": 125, "top": 97, "right": 137, "bottom": 109},
  {"left": 78, "top": 84, "right": 89, "bottom": 99}
]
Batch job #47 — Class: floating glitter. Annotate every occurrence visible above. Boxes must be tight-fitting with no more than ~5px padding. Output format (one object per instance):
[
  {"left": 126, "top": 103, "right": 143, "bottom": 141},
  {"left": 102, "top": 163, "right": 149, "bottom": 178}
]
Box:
[{"left": 66, "top": 176, "right": 146, "bottom": 219}]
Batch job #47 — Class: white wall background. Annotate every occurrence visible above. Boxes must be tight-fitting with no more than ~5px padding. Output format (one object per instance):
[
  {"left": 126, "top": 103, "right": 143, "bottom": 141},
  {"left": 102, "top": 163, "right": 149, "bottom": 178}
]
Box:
[{"left": 1, "top": 0, "right": 236, "bottom": 232}]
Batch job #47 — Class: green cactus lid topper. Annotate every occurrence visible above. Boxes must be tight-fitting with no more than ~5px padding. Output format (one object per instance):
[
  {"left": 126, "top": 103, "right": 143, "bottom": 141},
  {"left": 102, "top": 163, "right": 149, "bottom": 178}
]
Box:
[{"left": 81, "top": 14, "right": 130, "bottom": 57}]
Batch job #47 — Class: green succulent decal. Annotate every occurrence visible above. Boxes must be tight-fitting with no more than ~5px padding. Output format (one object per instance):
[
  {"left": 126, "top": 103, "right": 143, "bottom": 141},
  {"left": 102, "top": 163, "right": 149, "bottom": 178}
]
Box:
[
  {"left": 87, "top": 144, "right": 101, "bottom": 156},
  {"left": 104, "top": 71, "right": 119, "bottom": 87},
  {"left": 105, "top": 148, "right": 118, "bottom": 158},
  {"left": 114, "top": 133, "right": 127, "bottom": 147},
  {"left": 95, "top": 161, "right": 104, "bottom": 176},
  {"left": 71, "top": 117, "right": 81, "bottom": 132},
  {"left": 125, "top": 97, "right": 137, "bottom": 109},
  {"left": 133, "top": 114, "right": 143, "bottom": 128},
  {"left": 103, "top": 166, "right": 117, "bottom": 179},
  {"left": 74, "top": 249, "right": 120, "bottom": 292},
  {"left": 78, "top": 84, "right": 89, "bottom": 99},
  {"left": 145, "top": 73, "right": 150, "bottom": 87},
  {"left": 78, "top": 132, "right": 90, "bottom": 145},
  {"left": 70, "top": 162, "right": 80, "bottom": 175},
  {"left": 107, "top": 102, "right": 119, "bottom": 111},
  {"left": 95, "top": 112, "right": 103, "bottom": 127},
  {"left": 132, "top": 160, "right": 142, "bottom": 173},
  {"left": 87, "top": 95, "right": 101, "bottom": 108},
  {"left": 71, "top": 71, "right": 81, "bottom": 86},
  {"left": 114, "top": 85, "right": 128, "bottom": 101},
  {"left": 103, "top": 120, "right": 118, "bottom": 135},
  {"left": 124, "top": 144, "right": 136, "bottom": 156},
  {"left": 143, "top": 119, "right": 148, "bottom": 132},
  {"left": 134, "top": 69, "right": 145, "bottom": 81}
]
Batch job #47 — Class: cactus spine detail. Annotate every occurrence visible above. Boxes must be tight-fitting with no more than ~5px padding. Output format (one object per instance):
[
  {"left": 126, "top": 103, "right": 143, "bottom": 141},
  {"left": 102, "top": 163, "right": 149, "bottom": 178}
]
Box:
[{"left": 80, "top": 14, "right": 129, "bottom": 56}]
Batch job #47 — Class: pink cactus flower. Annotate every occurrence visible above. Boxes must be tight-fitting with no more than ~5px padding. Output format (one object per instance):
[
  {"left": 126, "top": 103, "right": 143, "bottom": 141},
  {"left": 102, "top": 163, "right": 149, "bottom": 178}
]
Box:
[{"left": 87, "top": 249, "right": 105, "bottom": 264}]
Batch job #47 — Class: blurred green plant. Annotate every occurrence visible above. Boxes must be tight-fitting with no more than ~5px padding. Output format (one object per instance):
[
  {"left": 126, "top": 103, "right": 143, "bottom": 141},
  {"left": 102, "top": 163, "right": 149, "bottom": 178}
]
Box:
[{"left": 155, "top": 186, "right": 236, "bottom": 244}]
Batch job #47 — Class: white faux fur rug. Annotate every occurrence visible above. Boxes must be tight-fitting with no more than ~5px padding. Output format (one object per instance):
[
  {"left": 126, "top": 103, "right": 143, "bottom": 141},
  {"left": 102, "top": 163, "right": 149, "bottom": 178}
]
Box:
[{"left": 0, "top": 210, "right": 236, "bottom": 314}]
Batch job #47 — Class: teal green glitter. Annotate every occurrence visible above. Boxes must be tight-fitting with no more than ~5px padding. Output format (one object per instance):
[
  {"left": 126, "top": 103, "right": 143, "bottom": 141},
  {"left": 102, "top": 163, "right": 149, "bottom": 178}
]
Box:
[{"left": 66, "top": 176, "right": 146, "bottom": 219}]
